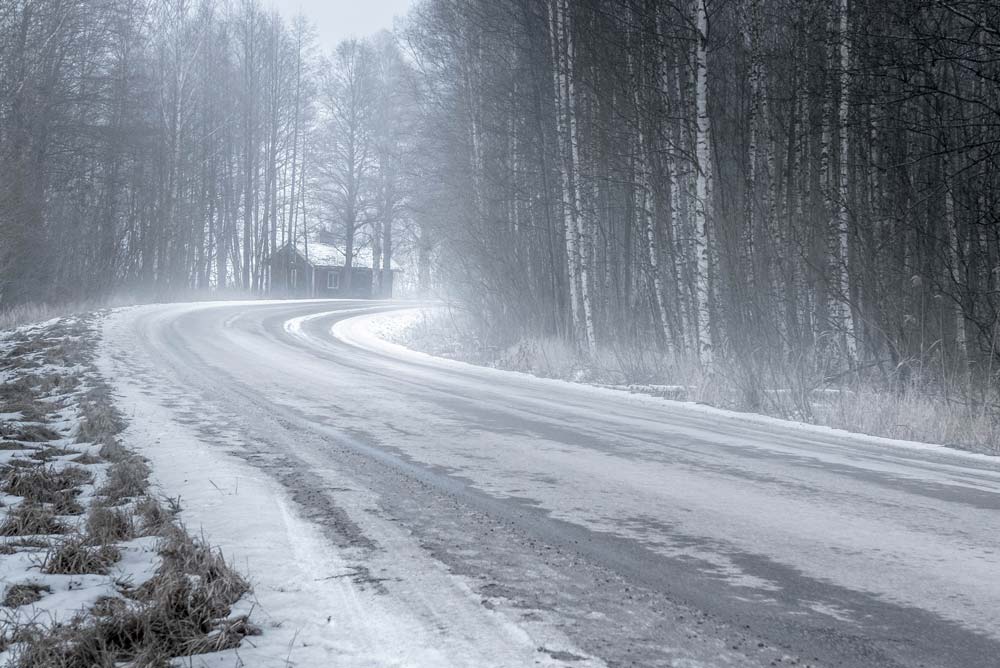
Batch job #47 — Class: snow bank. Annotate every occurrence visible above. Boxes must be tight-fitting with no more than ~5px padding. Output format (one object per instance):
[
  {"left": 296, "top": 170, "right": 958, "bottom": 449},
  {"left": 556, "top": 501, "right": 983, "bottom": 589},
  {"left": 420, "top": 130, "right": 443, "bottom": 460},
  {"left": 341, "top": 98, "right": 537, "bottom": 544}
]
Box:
[{"left": 334, "top": 309, "right": 1000, "bottom": 465}]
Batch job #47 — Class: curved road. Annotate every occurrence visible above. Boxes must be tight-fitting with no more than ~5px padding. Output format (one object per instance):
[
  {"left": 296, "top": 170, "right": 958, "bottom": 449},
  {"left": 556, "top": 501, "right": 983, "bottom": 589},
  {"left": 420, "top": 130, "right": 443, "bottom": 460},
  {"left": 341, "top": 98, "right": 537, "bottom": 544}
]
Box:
[{"left": 101, "top": 300, "right": 1000, "bottom": 668}]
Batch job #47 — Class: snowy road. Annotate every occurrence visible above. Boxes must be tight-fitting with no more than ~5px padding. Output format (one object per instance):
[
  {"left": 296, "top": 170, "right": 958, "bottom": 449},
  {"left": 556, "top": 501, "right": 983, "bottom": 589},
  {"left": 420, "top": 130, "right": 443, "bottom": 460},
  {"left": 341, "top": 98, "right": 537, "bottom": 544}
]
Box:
[{"left": 99, "top": 300, "right": 1000, "bottom": 668}]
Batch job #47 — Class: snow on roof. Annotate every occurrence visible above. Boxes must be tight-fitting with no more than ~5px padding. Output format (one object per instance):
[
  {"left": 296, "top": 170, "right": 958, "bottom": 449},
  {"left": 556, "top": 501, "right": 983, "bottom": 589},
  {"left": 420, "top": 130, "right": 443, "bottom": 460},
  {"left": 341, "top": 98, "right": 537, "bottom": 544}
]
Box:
[{"left": 294, "top": 240, "right": 401, "bottom": 271}]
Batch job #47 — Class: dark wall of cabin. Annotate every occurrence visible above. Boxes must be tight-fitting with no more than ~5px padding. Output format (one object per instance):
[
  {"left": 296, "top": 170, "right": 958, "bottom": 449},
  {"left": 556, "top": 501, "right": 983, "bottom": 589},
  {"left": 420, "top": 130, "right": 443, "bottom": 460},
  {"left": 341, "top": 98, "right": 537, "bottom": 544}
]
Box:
[
  {"left": 268, "top": 246, "right": 398, "bottom": 299},
  {"left": 314, "top": 267, "right": 374, "bottom": 299},
  {"left": 269, "top": 248, "right": 313, "bottom": 298}
]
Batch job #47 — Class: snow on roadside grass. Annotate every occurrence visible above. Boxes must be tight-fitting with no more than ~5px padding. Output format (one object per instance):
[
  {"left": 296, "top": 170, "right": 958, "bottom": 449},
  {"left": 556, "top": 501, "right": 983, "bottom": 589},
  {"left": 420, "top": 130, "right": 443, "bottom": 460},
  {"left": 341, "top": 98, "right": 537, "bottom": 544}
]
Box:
[
  {"left": 0, "top": 316, "right": 257, "bottom": 666},
  {"left": 339, "top": 309, "right": 1000, "bottom": 462}
]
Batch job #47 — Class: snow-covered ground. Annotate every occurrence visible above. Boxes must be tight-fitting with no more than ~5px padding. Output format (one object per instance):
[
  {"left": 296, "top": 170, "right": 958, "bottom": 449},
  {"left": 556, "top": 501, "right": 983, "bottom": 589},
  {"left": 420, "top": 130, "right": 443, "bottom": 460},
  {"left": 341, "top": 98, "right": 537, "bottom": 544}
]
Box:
[
  {"left": 0, "top": 319, "right": 158, "bottom": 662},
  {"left": 332, "top": 311, "right": 1000, "bottom": 632},
  {"left": 84, "top": 300, "right": 1000, "bottom": 667},
  {"left": 347, "top": 309, "right": 1000, "bottom": 464},
  {"left": 99, "top": 303, "right": 605, "bottom": 668},
  {"left": 0, "top": 316, "right": 256, "bottom": 667}
]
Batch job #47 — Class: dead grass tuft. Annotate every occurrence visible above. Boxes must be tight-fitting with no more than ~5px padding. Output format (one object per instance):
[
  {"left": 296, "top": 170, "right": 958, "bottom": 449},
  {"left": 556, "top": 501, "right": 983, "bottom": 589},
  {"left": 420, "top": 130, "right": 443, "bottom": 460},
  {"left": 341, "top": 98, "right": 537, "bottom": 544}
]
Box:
[
  {"left": 86, "top": 505, "right": 136, "bottom": 544},
  {"left": 3, "top": 582, "right": 51, "bottom": 608},
  {"left": 29, "top": 446, "right": 77, "bottom": 462},
  {"left": 12, "top": 526, "right": 254, "bottom": 668},
  {"left": 0, "top": 378, "right": 35, "bottom": 404},
  {"left": 2, "top": 401, "right": 49, "bottom": 423},
  {"left": 41, "top": 536, "right": 121, "bottom": 575},
  {"left": 99, "top": 457, "right": 150, "bottom": 504},
  {"left": 0, "top": 441, "right": 30, "bottom": 451},
  {"left": 0, "top": 423, "right": 62, "bottom": 443},
  {"left": 49, "top": 491, "right": 85, "bottom": 516},
  {"left": 134, "top": 497, "right": 173, "bottom": 536},
  {"left": 71, "top": 452, "right": 102, "bottom": 465},
  {"left": 0, "top": 504, "right": 69, "bottom": 536},
  {"left": 151, "top": 526, "right": 250, "bottom": 608},
  {"left": 97, "top": 437, "right": 129, "bottom": 463},
  {"left": 76, "top": 387, "right": 125, "bottom": 446},
  {"left": 2, "top": 464, "right": 93, "bottom": 503}
]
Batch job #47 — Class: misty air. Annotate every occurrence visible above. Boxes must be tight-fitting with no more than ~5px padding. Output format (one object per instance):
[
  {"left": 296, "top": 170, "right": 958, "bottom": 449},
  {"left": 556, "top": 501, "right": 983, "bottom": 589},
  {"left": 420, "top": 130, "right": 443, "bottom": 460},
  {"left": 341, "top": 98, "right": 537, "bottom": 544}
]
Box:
[{"left": 0, "top": 1, "right": 998, "bottom": 667}]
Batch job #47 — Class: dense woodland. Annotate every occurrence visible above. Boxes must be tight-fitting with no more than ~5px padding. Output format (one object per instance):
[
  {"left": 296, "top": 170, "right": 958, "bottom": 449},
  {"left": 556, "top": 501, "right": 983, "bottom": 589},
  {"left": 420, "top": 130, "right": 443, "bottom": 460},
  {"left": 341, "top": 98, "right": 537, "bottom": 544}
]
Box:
[
  {"left": 0, "top": 0, "right": 411, "bottom": 305},
  {"left": 404, "top": 0, "right": 1000, "bottom": 411},
  {"left": 2, "top": 0, "right": 999, "bottom": 412}
]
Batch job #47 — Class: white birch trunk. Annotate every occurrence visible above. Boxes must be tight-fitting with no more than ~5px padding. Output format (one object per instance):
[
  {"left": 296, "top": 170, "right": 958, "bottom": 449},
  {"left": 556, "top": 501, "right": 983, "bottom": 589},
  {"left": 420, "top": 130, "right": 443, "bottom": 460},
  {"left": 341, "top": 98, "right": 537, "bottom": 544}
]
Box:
[
  {"left": 837, "top": 0, "right": 855, "bottom": 357},
  {"left": 742, "top": 0, "right": 759, "bottom": 276},
  {"left": 548, "top": 0, "right": 584, "bottom": 346},
  {"left": 562, "top": 0, "right": 597, "bottom": 355},
  {"left": 693, "top": 0, "right": 713, "bottom": 365}
]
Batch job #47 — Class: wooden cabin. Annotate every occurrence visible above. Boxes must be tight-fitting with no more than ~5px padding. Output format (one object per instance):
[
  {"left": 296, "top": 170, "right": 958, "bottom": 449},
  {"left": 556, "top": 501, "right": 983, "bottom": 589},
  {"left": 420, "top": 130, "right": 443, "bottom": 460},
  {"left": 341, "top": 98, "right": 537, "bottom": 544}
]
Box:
[{"left": 267, "top": 239, "right": 398, "bottom": 299}]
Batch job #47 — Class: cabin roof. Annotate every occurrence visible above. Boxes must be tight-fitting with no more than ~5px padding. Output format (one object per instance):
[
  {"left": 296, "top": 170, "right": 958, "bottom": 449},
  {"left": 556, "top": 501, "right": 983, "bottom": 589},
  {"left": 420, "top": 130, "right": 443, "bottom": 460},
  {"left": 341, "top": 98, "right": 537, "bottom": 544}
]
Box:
[{"left": 274, "top": 239, "right": 401, "bottom": 271}]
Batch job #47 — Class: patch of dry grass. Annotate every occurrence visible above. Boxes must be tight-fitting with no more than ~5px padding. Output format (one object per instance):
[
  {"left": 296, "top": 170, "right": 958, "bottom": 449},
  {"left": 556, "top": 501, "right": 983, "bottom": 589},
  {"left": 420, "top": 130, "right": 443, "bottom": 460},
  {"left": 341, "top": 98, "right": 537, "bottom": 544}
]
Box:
[
  {"left": 2, "top": 312, "right": 258, "bottom": 666},
  {"left": 29, "top": 446, "right": 77, "bottom": 462},
  {"left": 134, "top": 497, "right": 174, "bottom": 536},
  {"left": 97, "top": 437, "right": 129, "bottom": 463},
  {"left": 3, "top": 582, "right": 51, "bottom": 608},
  {"left": 2, "top": 465, "right": 92, "bottom": 503},
  {"left": 41, "top": 537, "right": 121, "bottom": 575},
  {"left": 86, "top": 505, "right": 136, "bottom": 544},
  {"left": 0, "top": 378, "right": 35, "bottom": 405},
  {"left": 77, "top": 388, "right": 125, "bottom": 446},
  {"left": 0, "top": 441, "right": 29, "bottom": 451},
  {"left": 2, "top": 401, "right": 49, "bottom": 423},
  {"left": 813, "top": 383, "right": 1000, "bottom": 453},
  {"left": 0, "top": 504, "right": 68, "bottom": 537},
  {"left": 49, "top": 491, "right": 85, "bottom": 516},
  {"left": 99, "top": 457, "right": 150, "bottom": 504},
  {"left": 0, "top": 423, "right": 62, "bottom": 443},
  {"left": 12, "top": 526, "right": 256, "bottom": 668}
]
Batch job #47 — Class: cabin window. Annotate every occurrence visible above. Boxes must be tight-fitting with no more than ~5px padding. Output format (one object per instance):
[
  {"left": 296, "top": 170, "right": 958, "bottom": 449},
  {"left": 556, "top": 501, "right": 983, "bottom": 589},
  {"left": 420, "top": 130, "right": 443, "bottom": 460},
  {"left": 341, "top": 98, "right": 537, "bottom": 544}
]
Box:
[{"left": 327, "top": 271, "right": 340, "bottom": 290}]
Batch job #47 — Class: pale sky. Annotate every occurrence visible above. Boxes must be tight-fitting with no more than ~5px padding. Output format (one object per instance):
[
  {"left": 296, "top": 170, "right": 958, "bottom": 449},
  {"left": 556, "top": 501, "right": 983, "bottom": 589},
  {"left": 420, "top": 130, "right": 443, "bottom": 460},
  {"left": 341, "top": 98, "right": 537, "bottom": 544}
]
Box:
[{"left": 271, "top": 0, "right": 416, "bottom": 51}]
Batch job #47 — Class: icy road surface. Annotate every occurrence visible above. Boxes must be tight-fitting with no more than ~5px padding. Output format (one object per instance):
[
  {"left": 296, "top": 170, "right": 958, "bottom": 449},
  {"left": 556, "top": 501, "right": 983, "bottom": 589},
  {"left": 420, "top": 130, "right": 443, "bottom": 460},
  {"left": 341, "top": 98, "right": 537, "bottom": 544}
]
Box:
[{"left": 99, "top": 300, "right": 1000, "bottom": 668}]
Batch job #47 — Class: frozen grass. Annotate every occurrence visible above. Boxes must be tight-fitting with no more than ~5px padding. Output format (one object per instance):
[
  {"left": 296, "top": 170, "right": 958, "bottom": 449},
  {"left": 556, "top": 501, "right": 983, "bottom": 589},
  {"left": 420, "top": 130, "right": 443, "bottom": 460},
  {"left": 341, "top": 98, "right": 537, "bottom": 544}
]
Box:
[
  {"left": 76, "top": 387, "right": 126, "bottom": 447},
  {"left": 2, "top": 465, "right": 93, "bottom": 503},
  {"left": 0, "top": 424, "right": 61, "bottom": 443},
  {"left": 13, "top": 527, "right": 254, "bottom": 668},
  {"left": 0, "top": 314, "right": 258, "bottom": 665},
  {"left": 86, "top": 504, "right": 137, "bottom": 544},
  {"left": 0, "top": 503, "right": 68, "bottom": 537},
  {"left": 812, "top": 382, "right": 999, "bottom": 452},
  {"left": 98, "top": 458, "right": 151, "bottom": 504},
  {"left": 397, "top": 309, "right": 1000, "bottom": 455},
  {"left": 134, "top": 497, "right": 174, "bottom": 536},
  {"left": 41, "top": 537, "right": 121, "bottom": 575},
  {"left": 2, "top": 583, "right": 50, "bottom": 608}
]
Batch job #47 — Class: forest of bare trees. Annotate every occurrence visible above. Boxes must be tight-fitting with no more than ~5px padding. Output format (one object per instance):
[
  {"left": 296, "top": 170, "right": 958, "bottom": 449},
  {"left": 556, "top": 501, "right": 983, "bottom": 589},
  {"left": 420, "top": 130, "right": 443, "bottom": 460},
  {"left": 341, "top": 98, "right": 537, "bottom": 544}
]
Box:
[
  {"left": 402, "top": 0, "right": 1000, "bottom": 423},
  {"left": 0, "top": 0, "right": 410, "bottom": 308},
  {"left": 2, "top": 0, "right": 999, "bottom": 433}
]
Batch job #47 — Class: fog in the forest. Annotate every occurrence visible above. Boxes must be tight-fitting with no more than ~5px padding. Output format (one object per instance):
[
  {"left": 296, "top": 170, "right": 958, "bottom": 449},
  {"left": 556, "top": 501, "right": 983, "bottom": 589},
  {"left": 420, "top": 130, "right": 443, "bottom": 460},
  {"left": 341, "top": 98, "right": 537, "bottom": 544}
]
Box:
[{"left": 1, "top": 0, "right": 998, "bottom": 448}]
